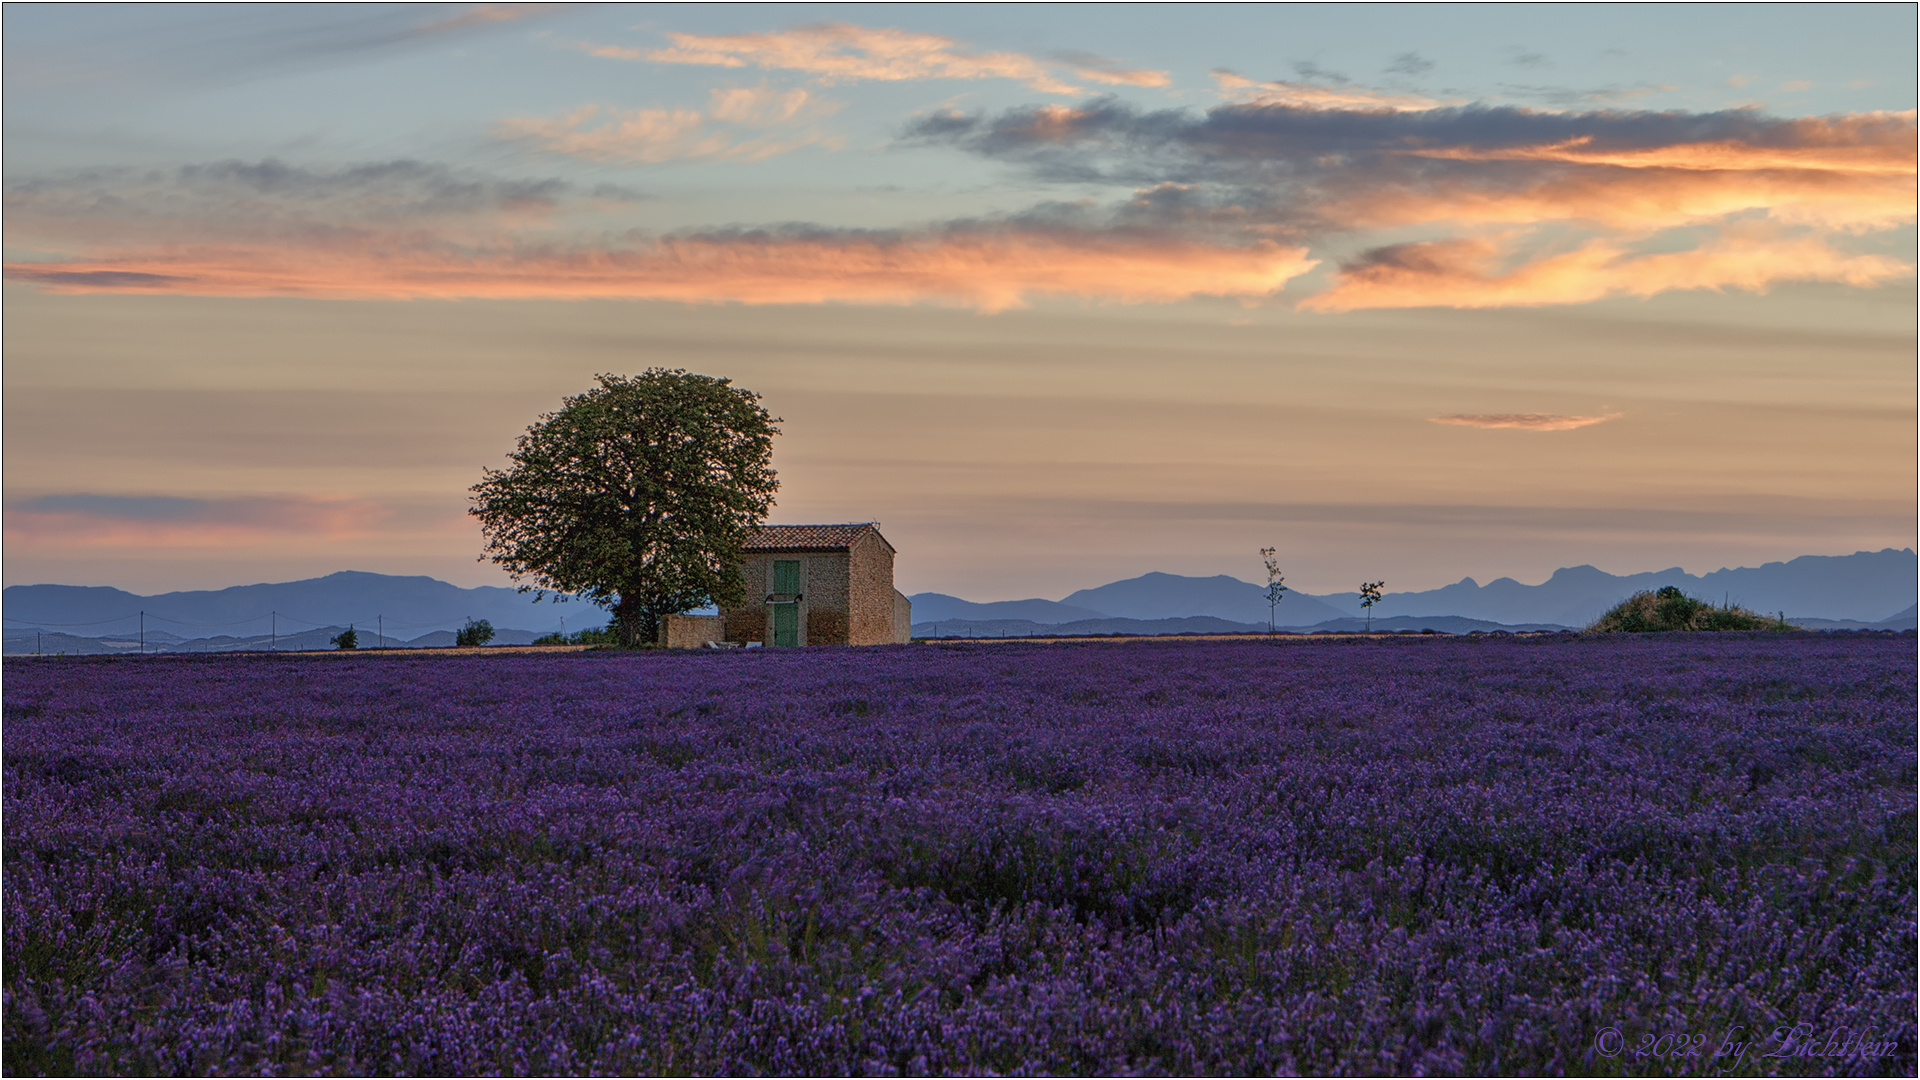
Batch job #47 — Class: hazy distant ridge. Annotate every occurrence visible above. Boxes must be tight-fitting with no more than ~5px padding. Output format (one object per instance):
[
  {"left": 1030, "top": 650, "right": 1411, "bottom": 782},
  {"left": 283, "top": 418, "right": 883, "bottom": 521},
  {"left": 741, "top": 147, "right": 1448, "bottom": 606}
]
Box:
[
  {"left": 1364, "top": 549, "right": 1917, "bottom": 626},
  {"left": 7, "top": 549, "right": 1911, "bottom": 651},
  {"left": 2, "top": 571, "right": 605, "bottom": 638},
  {"left": 915, "top": 549, "right": 1916, "bottom": 628}
]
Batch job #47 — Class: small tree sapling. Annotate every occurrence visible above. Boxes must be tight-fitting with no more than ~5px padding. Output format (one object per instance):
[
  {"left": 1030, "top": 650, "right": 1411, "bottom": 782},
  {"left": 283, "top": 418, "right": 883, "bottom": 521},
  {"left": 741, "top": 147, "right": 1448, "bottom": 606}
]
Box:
[
  {"left": 1260, "top": 547, "right": 1289, "bottom": 633},
  {"left": 1358, "top": 581, "right": 1385, "bottom": 633}
]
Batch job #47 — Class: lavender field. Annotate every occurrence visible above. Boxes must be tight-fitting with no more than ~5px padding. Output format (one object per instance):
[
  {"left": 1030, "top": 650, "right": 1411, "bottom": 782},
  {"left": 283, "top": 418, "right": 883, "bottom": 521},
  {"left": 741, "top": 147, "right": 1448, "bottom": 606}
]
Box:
[{"left": 4, "top": 634, "right": 1914, "bottom": 1075}]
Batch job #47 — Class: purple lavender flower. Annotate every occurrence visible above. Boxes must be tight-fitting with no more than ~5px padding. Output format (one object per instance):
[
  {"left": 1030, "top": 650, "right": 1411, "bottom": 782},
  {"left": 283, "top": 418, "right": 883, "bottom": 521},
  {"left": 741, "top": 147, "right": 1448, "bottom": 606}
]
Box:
[{"left": 4, "top": 634, "right": 1913, "bottom": 1075}]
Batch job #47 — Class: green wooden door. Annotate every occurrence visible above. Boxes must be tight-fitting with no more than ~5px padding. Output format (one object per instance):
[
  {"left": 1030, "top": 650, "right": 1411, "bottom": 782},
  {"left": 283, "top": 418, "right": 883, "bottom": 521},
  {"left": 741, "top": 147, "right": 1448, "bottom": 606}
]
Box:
[
  {"left": 772, "top": 602, "right": 799, "bottom": 646},
  {"left": 772, "top": 560, "right": 801, "bottom": 595}
]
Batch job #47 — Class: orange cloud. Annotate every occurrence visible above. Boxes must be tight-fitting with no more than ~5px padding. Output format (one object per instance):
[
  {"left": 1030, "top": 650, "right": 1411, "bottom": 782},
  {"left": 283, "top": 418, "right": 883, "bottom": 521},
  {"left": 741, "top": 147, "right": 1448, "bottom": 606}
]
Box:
[
  {"left": 1430, "top": 413, "right": 1621, "bottom": 431},
  {"left": 1303, "top": 230, "right": 1911, "bottom": 312},
  {"left": 1212, "top": 70, "right": 1450, "bottom": 112},
  {"left": 564, "top": 40, "right": 644, "bottom": 61},
  {"left": 1397, "top": 111, "right": 1916, "bottom": 185},
  {"left": 641, "top": 23, "right": 1084, "bottom": 94},
  {"left": 418, "top": 3, "right": 565, "bottom": 35},
  {"left": 5, "top": 231, "right": 1319, "bottom": 312},
  {"left": 1054, "top": 51, "right": 1169, "bottom": 88},
  {"left": 1327, "top": 164, "right": 1915, "bottom": 233},
  {"left": 495, "top": 86, "right": 842, "bottom": 163},
  {"left": 1336, "top": 112, "right": 1919, "bottom": 234}
]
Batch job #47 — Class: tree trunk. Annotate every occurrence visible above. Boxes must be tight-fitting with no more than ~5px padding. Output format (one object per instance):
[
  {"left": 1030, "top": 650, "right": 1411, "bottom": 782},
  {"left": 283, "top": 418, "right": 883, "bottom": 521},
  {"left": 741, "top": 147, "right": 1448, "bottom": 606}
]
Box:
[{"left": 613, "top": 595, "right": 658, "bottom": 648}]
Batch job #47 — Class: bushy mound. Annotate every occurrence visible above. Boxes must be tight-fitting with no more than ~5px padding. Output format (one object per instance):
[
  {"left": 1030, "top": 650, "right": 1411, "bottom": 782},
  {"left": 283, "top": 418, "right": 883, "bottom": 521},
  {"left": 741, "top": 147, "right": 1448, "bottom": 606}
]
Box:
[{"left": 1589, "top": 585, "right": 1790, "bottom": 633}]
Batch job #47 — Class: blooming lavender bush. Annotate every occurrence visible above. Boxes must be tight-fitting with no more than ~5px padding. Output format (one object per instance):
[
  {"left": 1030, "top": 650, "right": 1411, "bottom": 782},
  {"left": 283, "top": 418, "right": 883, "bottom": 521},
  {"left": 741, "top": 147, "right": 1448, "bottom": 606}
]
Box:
[{"left": 4, "top": 634, "right": 1913, "bottom": 1075}]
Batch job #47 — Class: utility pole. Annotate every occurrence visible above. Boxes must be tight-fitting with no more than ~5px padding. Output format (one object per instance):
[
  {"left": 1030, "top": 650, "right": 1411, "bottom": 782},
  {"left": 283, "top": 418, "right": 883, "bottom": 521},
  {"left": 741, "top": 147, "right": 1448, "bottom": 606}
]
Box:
[
  {"left": 378, "top": 614, "right": 384, "bottom": 649},
  {"left": 140, "top": 611, "right": 145, "bottom": 655},
  {"left": 271, "top": 612, "right": 277, "bottom": 652}
]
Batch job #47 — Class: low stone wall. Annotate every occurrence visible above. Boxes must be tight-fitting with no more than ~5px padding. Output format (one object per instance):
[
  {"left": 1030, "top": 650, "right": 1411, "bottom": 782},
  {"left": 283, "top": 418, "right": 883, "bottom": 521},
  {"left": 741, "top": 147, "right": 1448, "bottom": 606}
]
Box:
[
  {"left": 660, "top": 614, "right": 727, "bottom": 649},
  {"left": 892, "top": 590, "right": 912, "bottom": 644}
]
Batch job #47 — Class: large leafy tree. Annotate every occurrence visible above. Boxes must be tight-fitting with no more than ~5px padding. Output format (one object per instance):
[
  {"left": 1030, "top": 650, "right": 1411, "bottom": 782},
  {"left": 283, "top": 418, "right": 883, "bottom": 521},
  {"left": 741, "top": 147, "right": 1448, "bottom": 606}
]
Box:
[{"left": 470, "top": 370, "right": 780, "bottom": 646}]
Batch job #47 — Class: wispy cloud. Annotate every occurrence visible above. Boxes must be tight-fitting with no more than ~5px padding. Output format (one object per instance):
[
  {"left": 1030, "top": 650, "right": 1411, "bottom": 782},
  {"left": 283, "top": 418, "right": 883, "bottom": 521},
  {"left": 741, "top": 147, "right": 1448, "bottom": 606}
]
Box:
[
  {"left": 4, "top": 224, "right": 1317, "bottom": 311},
  {"left": 627, "top": 23, "right": 1087, "bottom": 94},
  {"left": 1386, "top": 52, "right": 1434, "bottom": 77},
  {"left": 3, "top": 160, "right": 586, "bottom": 249},
  {"left": 1212, "top": 70, "right": 1450, "bottom": 111},
  {"left": 1429, "top": 413, "right": 1620, "bottom": 431},
  {"left": 1303, "top": 229, "right": 1909, "bottom": 311},
  {"left": 1053, "top": 50, "right": 1171, "bottom": 88},
  {"left": 5, "top": 493, "right": 390, "bottom": 547},
  {"left": 495, "top": 86, "right": 843, "bottom": 164},
  {"left": 6, "top": 4, "right": 570, "bottom": 93},
  {"left": 415, "top": 3, "right": 569, "bottom": 37}
]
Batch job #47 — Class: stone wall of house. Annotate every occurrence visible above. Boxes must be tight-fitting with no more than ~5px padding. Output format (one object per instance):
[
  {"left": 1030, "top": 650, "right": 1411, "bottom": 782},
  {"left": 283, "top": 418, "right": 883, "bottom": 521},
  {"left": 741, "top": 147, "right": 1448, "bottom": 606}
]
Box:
[
  {"left": 722, "top": 605, "right": 767, "bottom": 645},
  {"left": 660, "top": 613, "right": 726, "bottom": 648},
  {"left": 892, "top": 589, "right": 912, "bottom": 644},
  {"left": 806, "top": 609, "right": 848, "bottom": 646},
  {"left": 847, "top": 533, "right": 897, "bottom": 646}
]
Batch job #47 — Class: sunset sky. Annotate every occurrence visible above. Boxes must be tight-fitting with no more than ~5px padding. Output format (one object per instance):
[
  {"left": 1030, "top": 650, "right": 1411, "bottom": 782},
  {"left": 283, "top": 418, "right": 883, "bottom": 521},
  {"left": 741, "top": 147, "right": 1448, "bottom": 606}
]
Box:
[{"left": 5, "top": 3, "right": 1914, "bottom": 601}]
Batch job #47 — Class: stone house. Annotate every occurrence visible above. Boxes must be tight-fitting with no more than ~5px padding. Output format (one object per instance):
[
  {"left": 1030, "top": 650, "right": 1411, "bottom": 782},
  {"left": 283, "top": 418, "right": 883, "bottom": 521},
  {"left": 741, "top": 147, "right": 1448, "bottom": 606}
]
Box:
[{"left": 661, "top": 523, "right": 911, "bottom": 647}]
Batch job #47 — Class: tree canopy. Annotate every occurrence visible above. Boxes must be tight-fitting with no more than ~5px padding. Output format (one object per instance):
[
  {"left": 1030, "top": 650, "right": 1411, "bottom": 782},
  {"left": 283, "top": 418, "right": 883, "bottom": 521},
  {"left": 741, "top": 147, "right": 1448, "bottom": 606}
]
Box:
[{"left": 469, "top": 370, "right": 780, "bottom": 646}]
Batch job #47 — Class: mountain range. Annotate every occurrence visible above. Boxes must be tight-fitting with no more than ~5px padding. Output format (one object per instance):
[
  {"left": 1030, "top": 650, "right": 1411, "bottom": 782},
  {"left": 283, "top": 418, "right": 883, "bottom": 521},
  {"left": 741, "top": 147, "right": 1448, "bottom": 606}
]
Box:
[
  {"left": 911, "top": 548, "right": 1917, "bottom": 630},
  {"left": 2, "top": 571, "right": 605, "bottom": 642},
  {"left": 4, "top": 549, "right": 1912, "bottom": 654}
]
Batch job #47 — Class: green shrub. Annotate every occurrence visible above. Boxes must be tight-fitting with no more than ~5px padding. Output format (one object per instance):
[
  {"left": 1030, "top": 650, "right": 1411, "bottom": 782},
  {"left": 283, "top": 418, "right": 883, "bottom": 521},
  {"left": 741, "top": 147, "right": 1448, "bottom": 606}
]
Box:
[
  {"left": 330, "top": 626, "right": 358, "bottom": 650},
  {"left": 1588, "top": 586, "right": 1790, "bottom": 633},
  {"left": 532, "top": 623, "right": 618, "bottom": 647},
  {"left": 454, "top": 619, "right": 495, "bottom": 648}
]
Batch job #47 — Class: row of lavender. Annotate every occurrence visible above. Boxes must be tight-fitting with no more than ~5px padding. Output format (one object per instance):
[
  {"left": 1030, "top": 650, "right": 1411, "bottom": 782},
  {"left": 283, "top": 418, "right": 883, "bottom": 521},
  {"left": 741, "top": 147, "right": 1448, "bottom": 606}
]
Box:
[{"left": 5, "top": 634, "right": 1913, "bottom": 1075}]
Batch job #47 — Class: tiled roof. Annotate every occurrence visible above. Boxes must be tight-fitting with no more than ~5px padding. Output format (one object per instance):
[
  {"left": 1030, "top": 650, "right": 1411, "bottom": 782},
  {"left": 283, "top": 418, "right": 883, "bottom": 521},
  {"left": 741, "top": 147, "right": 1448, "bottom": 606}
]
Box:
[{"left": 743, "top": 523, "right": 890, "bottom": 552}]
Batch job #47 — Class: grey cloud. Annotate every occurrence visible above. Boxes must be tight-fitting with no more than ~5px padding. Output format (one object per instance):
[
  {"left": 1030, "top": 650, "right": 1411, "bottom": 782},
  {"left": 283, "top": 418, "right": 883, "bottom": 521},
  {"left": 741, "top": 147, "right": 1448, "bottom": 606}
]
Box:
[
  {"left": 5, "top": 492, "right": 373, "bottom": 528},
  {"left": 1291, "top": 60, "right": 1352, "bottom": 85},
  {"left": 1338, "top": 241, "right": 1458, "bottom": 276},
  {"left": 13, "top": 493, "right": 227, "bottom": 521},
  {"left": 1049, "top": 49, "right": 1154, "bottom": 80},
  {"left": 177, "top": 159, "right": 569, "bottom": 212},
  {"left": 905, "top": 97, "right": 1905, "bottom": 171},
  {"left": 5, "top": 4, "right": 573, "bottom": 94},
  {"left": 1386, "top": 52, "right": 1434, "bottom": 76},
  {"left": 1494, "top": 82, "right": 1671, "bottom": 107},
  {"left": 585, "top": 182, "right": 651, "bottom": 202},
  {"left": 6, "top": 159, "right": 589, "bottom": 235},
  {"left": 3, "top": 268, "right": 188, "bottom": 288}
]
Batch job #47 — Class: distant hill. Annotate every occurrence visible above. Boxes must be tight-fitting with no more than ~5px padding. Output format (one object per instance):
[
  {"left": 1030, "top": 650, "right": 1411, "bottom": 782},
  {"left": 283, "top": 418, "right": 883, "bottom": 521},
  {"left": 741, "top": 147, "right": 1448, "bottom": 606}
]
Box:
[
  {"left": 1350, "top": 549, "right": 1916, "bottom": 626},
  {"left": 914, "top": 615, "right": 1271, "bottom": 639},
  {"left": 907, "top": 593, "right": 1108, "bottom": 624},
  {"left": 1061, "top": 572, "right": 1350, "bottom": 626},
  {"left": 913, "top": 614, "right": 1574, "bottom": 639},
  {"left": 1788, "top": 603, "right": 1917, "bottom": 631},
  {"left": 1033, "top": 550, "right": 1914, "bottom": 627},
  {"left": 2, "top": 571, "right": 607, "bottom": 640}
]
